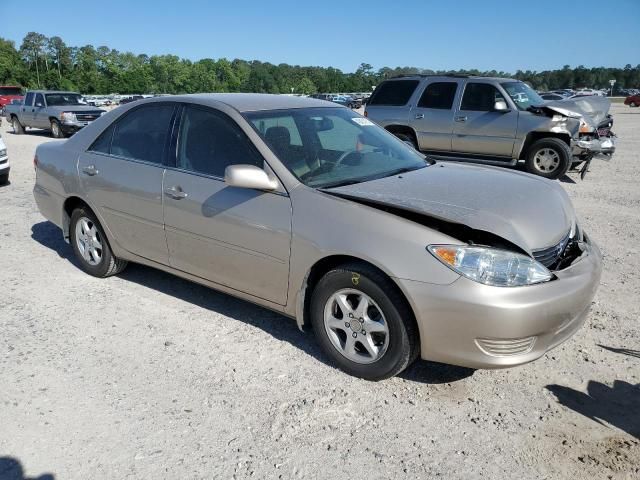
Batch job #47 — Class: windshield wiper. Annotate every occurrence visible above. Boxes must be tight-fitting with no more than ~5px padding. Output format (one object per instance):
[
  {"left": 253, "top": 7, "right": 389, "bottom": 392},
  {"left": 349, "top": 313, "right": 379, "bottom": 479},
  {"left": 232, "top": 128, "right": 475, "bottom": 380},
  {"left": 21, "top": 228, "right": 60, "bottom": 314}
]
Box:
[{"left": 316, "top": 178, "right": 369, "bottom": 189}]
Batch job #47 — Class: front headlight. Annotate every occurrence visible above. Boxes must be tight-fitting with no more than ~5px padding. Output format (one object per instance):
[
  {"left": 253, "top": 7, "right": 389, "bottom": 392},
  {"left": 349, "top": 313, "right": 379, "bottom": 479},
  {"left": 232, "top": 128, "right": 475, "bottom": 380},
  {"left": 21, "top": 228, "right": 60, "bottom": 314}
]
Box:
[
  {"left": 428, "top": 245, "right": 553, "bottom": 287},
  {"left": 60, "top": 112, "right": 76, "bottom": 123}
]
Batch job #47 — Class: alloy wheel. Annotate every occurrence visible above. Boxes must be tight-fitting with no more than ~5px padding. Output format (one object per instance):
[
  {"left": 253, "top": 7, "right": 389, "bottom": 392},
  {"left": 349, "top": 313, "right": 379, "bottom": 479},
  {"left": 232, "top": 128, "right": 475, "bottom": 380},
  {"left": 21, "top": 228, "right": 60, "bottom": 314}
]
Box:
[
  {"left": 323, "top": 288, "right": 389, "bottom": 364},
  {"left": 75, "top": 216, "right": 103, "bottom": 266},
  {"left": 533, "top": 148, "right": 560, "bottom": 173}
]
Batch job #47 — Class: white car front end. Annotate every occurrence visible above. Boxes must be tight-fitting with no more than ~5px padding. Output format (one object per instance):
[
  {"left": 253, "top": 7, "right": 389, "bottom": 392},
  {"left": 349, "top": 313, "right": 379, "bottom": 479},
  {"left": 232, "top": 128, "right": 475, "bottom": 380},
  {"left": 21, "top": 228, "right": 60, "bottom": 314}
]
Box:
[{"left": 0, "top": 135, "right": 9, "bottom": 182}]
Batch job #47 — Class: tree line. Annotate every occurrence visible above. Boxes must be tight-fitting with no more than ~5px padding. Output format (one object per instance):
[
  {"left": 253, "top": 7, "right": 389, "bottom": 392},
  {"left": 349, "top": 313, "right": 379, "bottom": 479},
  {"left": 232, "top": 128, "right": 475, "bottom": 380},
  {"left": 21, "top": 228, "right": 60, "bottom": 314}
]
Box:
[{"left": 1, "top": 32, "right": 639, "bottom": 95}]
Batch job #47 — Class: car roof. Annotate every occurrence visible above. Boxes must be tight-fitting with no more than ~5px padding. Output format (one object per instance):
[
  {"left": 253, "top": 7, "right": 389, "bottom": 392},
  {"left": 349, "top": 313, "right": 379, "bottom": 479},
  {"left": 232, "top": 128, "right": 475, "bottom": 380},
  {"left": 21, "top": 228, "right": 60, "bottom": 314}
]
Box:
[
  {"left": 27, "top": 90, "right": 81, "bottom": 94},
  {"left": 163, "top": 93, "right": 337, "bottom": 112},
  {"left": 387, "top": 75, "right": 516, "bottom": 83}
]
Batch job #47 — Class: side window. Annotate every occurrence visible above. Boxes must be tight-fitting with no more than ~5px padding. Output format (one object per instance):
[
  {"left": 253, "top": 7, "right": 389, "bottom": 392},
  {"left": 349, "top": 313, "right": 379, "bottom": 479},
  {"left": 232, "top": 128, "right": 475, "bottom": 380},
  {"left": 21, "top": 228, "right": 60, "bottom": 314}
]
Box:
[
  {"left": 418, "top": 82, "right": 458, "bottom": 109},
  {"left": 88, "top": 124, "right": 115, "bottom": 154},
  {"left": 111, "top": 104, "right": 174, "bottom": 163},
  {"left": 368, "top": 80, "right": 419, "bottom": 106},
  {"left": 34, "top": 93, "right": 45, "bottom": 107},
  {"left": 177, "top": 106, "right": 263, "bottom": 178},
  {"left": 460, "top": 83, "right": 506, "bottom": 111},
  {"left": 24, "top": 92, "right": 34, "bottom": 107}
]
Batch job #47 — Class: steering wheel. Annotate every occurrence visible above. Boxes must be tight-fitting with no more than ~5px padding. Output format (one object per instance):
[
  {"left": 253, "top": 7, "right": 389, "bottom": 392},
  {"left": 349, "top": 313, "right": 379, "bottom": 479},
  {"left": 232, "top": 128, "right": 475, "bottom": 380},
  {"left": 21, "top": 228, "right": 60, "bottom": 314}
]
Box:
[{"left": 334, "top": 149, "right": 361, "bottom": 168}]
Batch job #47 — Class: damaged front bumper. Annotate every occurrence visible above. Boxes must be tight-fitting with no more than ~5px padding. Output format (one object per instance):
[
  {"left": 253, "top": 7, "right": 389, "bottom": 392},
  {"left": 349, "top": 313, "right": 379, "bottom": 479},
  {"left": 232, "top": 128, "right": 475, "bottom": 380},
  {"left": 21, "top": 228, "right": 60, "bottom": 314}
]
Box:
[{"left": 573, "top": 136, "right": 616, "bottom": 160}]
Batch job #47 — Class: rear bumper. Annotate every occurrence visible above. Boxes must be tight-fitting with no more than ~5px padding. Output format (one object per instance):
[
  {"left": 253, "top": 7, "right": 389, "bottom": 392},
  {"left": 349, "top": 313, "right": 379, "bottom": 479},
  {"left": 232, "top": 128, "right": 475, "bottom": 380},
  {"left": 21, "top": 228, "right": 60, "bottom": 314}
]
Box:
[{"left": 397, "top": 237, "right": 602, "bottom": 369}]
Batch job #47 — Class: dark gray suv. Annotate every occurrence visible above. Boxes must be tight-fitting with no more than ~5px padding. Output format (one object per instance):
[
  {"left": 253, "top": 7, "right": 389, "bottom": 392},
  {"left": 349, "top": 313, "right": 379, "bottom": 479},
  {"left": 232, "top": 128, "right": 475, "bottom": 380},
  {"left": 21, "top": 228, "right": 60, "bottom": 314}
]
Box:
[{"left": 364, "top": 75, "right": 615, "bottom": 179}]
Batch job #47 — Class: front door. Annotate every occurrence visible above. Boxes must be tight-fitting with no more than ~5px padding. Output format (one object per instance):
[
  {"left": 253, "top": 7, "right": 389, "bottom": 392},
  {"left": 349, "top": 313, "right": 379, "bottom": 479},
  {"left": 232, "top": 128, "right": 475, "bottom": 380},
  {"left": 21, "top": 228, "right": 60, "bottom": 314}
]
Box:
[
  {"left": 33, "top": 93, "right": 48, "bottom": 128},
  {"left": 78, "top": 103, "right": 175, "bottom": 264},
  {"left": 409, "top": 80, "right": 462, "bottom": 152},
  {"left": 452, "top": 82, "right": 518, "bottom": 158},
  {"left": 163, "top": 105, "right": 292, "bottom": 305}
]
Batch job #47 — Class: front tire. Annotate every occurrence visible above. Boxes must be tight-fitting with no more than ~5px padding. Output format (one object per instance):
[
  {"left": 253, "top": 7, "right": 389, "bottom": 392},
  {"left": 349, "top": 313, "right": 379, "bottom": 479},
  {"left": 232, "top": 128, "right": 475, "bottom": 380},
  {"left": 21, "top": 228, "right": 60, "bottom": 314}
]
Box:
[
  {"left": 394, "top": 133, "right": 419, "bottom": 150},
  {"left": 525, "top": 138, "right": 571, "bottom": 179},
  {"left": 0, "top": 173, "right": 8, "bottom": 185},
  {"left": 310, "top": 263, "right": 419, "bottom": 380},
  {"left": 631, "top": 102, "right": 638, "bottom": 107},
  {"left": 70, "top": 207, "right": 127, "bottom": 277},
  {"left": 51, "top": 119, "right": 65, "bottom": 138}
]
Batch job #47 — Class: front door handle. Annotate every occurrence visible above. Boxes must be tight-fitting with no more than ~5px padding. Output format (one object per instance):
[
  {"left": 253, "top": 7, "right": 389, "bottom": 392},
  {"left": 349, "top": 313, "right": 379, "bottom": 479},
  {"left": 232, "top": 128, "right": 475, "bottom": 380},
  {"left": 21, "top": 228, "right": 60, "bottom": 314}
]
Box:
[
  {"left": 164, "top": 185, "right": 187, "bottom": 199},
  {"left": 415, "top": 113, "right": 424, "bottom": 119},
  {"left": 82, "top": 165, "right": 99, "bottom": 176},
  {"left": 454, "top": 116, "right": 467, "bottom": 123}
]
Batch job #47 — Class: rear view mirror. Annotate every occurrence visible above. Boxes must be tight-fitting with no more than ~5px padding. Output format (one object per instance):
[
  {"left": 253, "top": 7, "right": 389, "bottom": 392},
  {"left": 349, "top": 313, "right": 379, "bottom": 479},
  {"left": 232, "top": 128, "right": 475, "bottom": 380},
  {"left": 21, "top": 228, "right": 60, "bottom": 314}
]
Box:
[
  {"left": 224, "top": 164, "right": 278, "bottom": 191},
  {"left": 494, "top": 100, "right": 509, "bottom": 112},
  {"left": 310, "top": 117, "right": 334, "bottom": 131}
]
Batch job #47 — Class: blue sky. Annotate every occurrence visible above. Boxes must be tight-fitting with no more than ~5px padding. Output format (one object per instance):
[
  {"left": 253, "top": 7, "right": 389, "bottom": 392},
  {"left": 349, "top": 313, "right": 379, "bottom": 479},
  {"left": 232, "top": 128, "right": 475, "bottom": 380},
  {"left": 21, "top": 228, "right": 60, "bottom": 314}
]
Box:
[{"left": 1, "top": 0, "right": 639, "bottom": 73}]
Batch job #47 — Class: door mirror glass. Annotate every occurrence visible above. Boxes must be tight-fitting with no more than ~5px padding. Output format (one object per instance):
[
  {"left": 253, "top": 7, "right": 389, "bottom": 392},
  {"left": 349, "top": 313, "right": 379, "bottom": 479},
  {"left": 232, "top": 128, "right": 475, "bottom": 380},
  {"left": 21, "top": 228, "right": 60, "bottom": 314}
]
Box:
[
  {"left": 494, "top": 100, "right": 509, "bottom": 112},
  {"left": 224, "top": 164, "right": 278, "bottom": 191}
]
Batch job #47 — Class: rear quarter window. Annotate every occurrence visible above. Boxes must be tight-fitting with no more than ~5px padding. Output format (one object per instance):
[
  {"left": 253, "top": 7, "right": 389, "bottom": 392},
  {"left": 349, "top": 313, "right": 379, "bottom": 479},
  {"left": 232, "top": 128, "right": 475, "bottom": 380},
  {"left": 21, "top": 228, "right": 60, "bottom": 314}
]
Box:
[{"left": 368, "top": 80, "right": 419, "bottom": 106}]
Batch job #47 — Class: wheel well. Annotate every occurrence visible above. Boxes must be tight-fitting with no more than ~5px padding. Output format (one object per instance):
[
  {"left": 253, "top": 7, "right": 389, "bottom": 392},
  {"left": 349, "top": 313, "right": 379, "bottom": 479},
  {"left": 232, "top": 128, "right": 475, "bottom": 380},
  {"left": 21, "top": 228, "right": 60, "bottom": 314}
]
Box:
[
  {"left": 62, "top": 196, "right": 92, "bottom": 240},
  {"left": 519, "top": 132, "right": 571, "bottom": 160},
  {"left": 299, "top": 255, "right": 415, "bottom": 331},
  {"left": 385, "top": 125, "right": 417, "bottom": 142},
  {"left": 49, "top": 117, "right": 60, "bottom": 123}
]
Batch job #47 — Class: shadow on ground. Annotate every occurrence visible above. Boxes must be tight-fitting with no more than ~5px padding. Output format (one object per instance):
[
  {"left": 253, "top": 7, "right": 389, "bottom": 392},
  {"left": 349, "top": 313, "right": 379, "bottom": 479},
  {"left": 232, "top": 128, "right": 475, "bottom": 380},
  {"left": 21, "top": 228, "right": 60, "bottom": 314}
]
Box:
[
  {"left": 546, "top": 380, "right": 640, "bottom": 440},
  {"left": 31, "top": 220, "right": 473, "bottom": 385},
  {"left": 598, "top": 344, "right": 640, "bottom": 359},
  {"left": 0, "top": 457, "right": 54, "bottom": 480}
]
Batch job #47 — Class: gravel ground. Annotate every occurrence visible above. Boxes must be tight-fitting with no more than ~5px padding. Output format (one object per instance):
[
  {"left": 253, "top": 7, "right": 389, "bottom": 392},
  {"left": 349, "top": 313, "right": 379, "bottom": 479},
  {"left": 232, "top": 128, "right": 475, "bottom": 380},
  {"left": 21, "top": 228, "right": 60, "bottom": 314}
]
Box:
[{"left": 0, "top": 105, "right": 638, "bottom": 479}]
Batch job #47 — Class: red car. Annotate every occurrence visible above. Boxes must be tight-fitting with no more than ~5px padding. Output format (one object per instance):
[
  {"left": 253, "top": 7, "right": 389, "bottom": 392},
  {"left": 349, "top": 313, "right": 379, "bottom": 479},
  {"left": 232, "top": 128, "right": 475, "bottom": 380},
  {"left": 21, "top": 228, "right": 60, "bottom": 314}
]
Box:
[
  {"left": 624, "top": 94, "right": 640, "bottom": 107},
  {"left": 0, "top": 86, "right": 24, "bottom": 114}
]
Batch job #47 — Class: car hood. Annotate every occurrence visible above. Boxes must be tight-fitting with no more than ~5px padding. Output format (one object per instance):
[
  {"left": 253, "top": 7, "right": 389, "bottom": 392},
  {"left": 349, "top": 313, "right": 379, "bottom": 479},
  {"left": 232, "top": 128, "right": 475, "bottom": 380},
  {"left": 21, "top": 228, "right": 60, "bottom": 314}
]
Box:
[
  {"left": 325, "top": 163, "right": 576, "bottom": 254},
  {"left": 47, "top": 105, "right": 105, "bottom": 114},
  {"left": 544, "top": 96, "right": 611, "bottom": 126}
]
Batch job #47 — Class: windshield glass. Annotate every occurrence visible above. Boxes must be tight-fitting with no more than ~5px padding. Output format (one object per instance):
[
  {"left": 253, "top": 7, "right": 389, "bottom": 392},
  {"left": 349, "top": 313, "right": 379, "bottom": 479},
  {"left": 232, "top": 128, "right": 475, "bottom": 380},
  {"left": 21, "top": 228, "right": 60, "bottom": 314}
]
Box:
[
  {"left": 45, "top": 93, "right": 83, "bottom": 106},
  {"left": 0, "top": 87, "right": 22, "bottom": 96},
  {"left": 244, "top": 107, "right": 428, "bottom": 188},
  {"left": 501, "top": 82, "right": 544, "bottom": 110}
]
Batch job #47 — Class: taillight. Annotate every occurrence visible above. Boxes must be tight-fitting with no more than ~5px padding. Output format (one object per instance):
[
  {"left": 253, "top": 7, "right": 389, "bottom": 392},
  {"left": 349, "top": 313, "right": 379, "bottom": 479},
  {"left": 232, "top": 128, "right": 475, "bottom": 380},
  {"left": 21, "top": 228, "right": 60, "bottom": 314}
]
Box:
[
  {"left": 364, "top": 110, "right": 368, "bottom": 117},
  {"left": 33, "top": 154, "right": 38, "bottom": 170}
]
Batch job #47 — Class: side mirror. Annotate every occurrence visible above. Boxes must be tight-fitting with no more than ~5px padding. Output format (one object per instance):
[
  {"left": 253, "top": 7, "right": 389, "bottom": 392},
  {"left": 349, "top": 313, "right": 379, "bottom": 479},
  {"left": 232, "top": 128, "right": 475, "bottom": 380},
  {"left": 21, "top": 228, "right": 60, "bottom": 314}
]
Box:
[
  {"left": 35, "top": 102, "right": 44, "bottom": 108},
  {"left": 494, "top": 100, "right": 509, "bottom": 112},
  {"left": 224, "top": 164, "right": 278, "bottom": 191}
]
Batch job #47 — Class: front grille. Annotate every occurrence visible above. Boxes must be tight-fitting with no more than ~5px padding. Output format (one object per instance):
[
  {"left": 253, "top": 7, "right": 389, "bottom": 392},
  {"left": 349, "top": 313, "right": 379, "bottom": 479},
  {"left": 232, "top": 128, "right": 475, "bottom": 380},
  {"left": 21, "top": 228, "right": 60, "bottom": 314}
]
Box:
[
  {"left": 532, "top": 230, "right": 572, "bottom": 268},
  {"left": 75, "top": 112, "right": 101, "bottom": 122},
  {"left": 475, "top": 337, "right": 536, "bottom": 357}
]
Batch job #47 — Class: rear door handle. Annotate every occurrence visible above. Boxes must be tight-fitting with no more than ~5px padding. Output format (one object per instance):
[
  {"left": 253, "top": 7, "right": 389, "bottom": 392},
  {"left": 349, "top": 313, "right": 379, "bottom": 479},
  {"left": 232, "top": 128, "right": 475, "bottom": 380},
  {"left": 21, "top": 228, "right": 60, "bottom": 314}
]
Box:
[
  {"left": 454, "top": 116, "right": 467, "bottom": 123},
  {"left": 415, "top": 113, "right": 424, "bottom": 119},
  {"left": 164, "top": 185, "right": 187, "bottom": 199},
  {"left": 82, "top": 165, "right": 99, "bottom": 176}
]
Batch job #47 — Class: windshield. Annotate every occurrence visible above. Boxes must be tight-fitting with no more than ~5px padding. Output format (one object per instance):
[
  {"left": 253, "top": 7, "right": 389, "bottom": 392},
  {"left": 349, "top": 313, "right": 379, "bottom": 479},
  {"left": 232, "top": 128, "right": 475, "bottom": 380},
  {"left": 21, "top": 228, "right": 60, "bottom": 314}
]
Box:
[
  {"left": 501, "top": 82, "right": 544, "bottom": 110},
  {"left": 244, "top": 107, "right": 428, "bottom": 188},
  {"left": 0, "top": 87, "right": 22, "bottom": 96},
  {"left": 45, "top": 93, "right": 83, "bottom": 106}
]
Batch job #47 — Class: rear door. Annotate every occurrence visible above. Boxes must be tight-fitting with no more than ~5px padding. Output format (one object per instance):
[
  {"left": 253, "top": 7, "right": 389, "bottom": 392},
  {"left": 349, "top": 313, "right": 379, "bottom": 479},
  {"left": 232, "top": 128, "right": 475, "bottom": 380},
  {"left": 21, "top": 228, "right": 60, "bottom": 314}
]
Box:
[
  {"left": 163, "top": 104, "right": 292, "bottom": 305},
  {"left": 452, "top": 81, "right": 518, "bottom": 158},
  {"left": 78, "top": 103, "right": 175, "bottom": 264},
  {"left": 409, "top": 80, "right": 462, "bottom": 151},
  {"left": 365, "top": 79, "right": 418, "bottom": 128}
]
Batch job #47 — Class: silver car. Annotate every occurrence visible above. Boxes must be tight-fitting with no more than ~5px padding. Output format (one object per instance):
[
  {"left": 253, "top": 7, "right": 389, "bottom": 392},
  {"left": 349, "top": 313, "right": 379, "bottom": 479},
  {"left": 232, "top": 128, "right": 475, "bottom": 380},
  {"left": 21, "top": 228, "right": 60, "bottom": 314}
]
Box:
[{"left": 33, "top": 94, "right": 602, "bottom": 380}]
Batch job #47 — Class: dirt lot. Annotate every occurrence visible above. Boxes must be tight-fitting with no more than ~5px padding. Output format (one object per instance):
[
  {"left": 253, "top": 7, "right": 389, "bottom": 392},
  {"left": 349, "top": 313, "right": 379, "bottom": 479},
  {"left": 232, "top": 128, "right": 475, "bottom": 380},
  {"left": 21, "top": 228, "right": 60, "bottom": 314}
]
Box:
[{"left": 0, "top": 105, "right": 638, "bottom": 479}]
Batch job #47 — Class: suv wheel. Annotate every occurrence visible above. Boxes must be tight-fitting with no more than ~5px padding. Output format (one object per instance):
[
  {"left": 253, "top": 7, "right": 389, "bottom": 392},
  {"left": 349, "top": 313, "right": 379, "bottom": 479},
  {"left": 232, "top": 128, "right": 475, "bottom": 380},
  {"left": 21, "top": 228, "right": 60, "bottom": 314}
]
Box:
[
  {"left": 394, "top": 133, "right": 418, "bottom": 150},
  {"left": 310, "top": 263, "right": 419, "bottom": 380},
  {"left": 525, "top": 138, "right": 571, "bottom": 179},
  {"left": 631, "top": 101, "right": 638, "bottom": 107},
  {"left": 70, "top": 207, "right": 128, "bottom": 277}
]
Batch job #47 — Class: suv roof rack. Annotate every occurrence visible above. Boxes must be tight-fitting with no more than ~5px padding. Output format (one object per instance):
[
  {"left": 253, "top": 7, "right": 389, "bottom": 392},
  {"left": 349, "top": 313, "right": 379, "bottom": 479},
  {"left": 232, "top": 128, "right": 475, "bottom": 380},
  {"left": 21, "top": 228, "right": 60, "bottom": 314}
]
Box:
[{"left": 390, "top": 74, "right": 471, "bottom": 79}]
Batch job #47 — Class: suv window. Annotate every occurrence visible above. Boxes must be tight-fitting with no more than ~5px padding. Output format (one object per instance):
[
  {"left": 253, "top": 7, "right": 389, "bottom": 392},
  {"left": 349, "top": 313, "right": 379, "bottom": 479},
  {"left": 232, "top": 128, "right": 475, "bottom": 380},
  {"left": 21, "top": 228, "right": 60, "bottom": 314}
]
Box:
[
  {"left": 111, "top": 104, "right": 174, "bottom": 164},
  {"left": 177, "top": 105, "right": 263, "bottom": 178},
  {"left": 418, "top": 82, "right": 458, "bottom": 109},
  {"left": 368, "top": 80, "right": 419, "bottom": 106},
  {"left": 24, "top": 92, "right": 34, "bottom": 107},
  {"left": 460, "top": 83, "right": 507, "bottom": 111},
  {"left": 34, "top": 93, "right": 45, "bottom": 107}
]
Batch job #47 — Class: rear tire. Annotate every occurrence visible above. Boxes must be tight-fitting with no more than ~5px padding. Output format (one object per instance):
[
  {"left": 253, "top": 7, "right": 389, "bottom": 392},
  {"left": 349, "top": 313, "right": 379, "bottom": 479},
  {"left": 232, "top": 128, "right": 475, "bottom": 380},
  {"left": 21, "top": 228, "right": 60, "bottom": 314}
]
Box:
[
  {"left": 310, "top": 262, "right": 419, "bottom": 380},
  {"left": 12, "top": 116, "right": 24, "bottom": 135},
  {"left": 69, "top": 207, "right": 127, "bottom": 277},
  {"left": 51, "top": 119, "right": 65, "bottom": 138},
  {"left": 525, "top": 138, "right": 571, "bottom": 179},
  {"left": 631, "top": 102, "right": 638, "bottom": 107},
  {"left": 0, "top": 173, "right": 8, "bottom": 185}
]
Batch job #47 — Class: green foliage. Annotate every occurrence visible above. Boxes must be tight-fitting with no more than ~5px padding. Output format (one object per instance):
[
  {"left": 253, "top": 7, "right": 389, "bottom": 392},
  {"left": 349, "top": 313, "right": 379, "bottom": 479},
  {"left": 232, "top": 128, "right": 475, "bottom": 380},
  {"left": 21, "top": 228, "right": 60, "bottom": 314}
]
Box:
[{"left": 0, "top": 32, "right": 639, "bottom": 94}]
